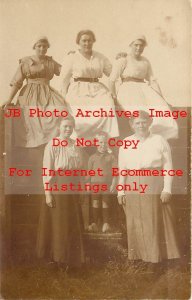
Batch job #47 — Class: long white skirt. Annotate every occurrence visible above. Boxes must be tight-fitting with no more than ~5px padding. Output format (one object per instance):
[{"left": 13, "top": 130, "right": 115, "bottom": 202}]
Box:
[
  {"left": 65, "top": 81, "right": 119, "bottom": 139},
  {"left": 117, "top": 81, "right": 178, "bottom": 140}
]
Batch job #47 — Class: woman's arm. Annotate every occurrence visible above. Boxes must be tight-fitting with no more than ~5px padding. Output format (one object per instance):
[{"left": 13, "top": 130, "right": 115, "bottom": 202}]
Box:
[
  {"left": 109, "top": 81, "right": 117, "bottom": 101},
  {"left": 146, "top": 59, "right": 163, "bottom": 97},
  {"left": 43, "top": 143, "right": 56, "bottom": 207},
  {"left": 109, "top": 57, "right": 127, "bottom": 101},
  {"left": 150, "top": 80, "right": 164, "bottom": 98},
  {"left": 110, "top": 154, "right": 118, "bottom": 193},
  {"left": 161, "top": 138, "right": 173, "bottom": 203},
  {"left": 2, "top": 63, "right": 25, "bottom": 108},
  {"left": 103, "top": 55, "right": 112, "bottom": 77},
  {"left": 2, "top": 85, "right": 20, "bottom": 108},
  {"left": 117, "top": 147, "right": 127, "bottom": 205},
  {"left": 60, "top": 54, "right": 73, "bottom": 97}
]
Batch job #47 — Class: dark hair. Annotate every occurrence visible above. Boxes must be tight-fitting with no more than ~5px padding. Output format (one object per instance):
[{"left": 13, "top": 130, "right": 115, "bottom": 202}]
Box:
[
  {"left": 129, "top": 110, "right": 153, "bottom": 124},
  {"left": 76, "top": 30, "right": 96, "bottom": 44}
]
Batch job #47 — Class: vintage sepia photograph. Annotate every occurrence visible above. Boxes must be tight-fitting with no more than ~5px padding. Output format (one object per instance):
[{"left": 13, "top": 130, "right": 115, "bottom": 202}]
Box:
[{"left": 0, "top": 0, "right": 191, "bottom": 299}]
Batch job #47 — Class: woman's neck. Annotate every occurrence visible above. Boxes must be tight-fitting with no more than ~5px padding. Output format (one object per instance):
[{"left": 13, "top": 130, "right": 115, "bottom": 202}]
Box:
[
  {"left": 34, "top": 55, "right": 46, "bottom": 62},
  {"left": 134, "top": 132, "right": 150, "bottom": 141},
  {"left": 59, "top": 135, "right": 72, "bottom": 141},
  {"left": 79, "top": 49, "right": 92, "bottom": 59},
  {"left": 130, "top": 53, "right": 141, "bottom": 61}
]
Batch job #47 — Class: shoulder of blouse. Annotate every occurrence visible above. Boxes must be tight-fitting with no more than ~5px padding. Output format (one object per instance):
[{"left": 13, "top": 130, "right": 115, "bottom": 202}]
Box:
[
  {"left": 63, "top": 51, "right": 76, "bottom": 62},
  {"left": 51, "top": 57, "right": 62, "bottom": 67},
  {"left": 150, "top": 134, "right": 164, "bottom": 145},
  {"left": 140, "top": 55, "right": 150, "bottom": 64},
  {"left": 117, "top": 56, "right": 127, "bottom": 66},
  {"left": 19, "top": 56, "right": 34, "bottom": 65},
  {"left": 46, "top": 55, "right": 53, "bottom": 60},
  {"left": 19, "top": 55, "right": 59, "bottom": 65},
  {"left": 45, "top": 138, "right": 57, "bottom": 148},
  {"left": 46, "top": 56, "right": 60, "bottom": 64}
]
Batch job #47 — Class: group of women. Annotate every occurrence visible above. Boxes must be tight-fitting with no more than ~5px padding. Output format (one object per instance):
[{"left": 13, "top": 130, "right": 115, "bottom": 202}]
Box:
[{"left": 4, "top": 30, "right": 180, "bottom": 270}]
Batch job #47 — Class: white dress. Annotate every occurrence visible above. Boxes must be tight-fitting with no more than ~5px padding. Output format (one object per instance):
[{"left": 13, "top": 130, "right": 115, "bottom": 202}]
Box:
[
  {"left": 110, "top": 55, "right": 178, "bottom": 140},
  {"left": 61, "top": 50, "right": 119, "bottom": 139}
]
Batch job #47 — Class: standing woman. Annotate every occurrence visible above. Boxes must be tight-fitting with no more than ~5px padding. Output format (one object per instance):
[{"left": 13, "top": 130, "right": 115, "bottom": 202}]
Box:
[
  {"left": 4, "top": 36, "right": 66, "bottom": 147},
  {"left": 36, "top": 117, "right": 84, "bottom": 268},
  {"left": 61, "top": 30, "right": 119, "bottom": 139},
  {"left": 118, "top": 111, "right": 180, "bottom": 266},
  {"left": 109, "top": 35, "right": 178, "bottom": 140}
]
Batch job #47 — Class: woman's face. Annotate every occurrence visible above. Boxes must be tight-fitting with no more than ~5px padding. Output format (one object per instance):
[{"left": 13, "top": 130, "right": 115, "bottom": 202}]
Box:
[
  {"left": 59, "top": 120, "right": 74, "bottom": 139},
  {"left": 130, "top": 39, "right": 145, "bottom": 58},
  {"left": 131, "top": 117, "right": 151, "bottom": 137},
  {"left": 78, "top": 34, "right": 94, "bottom": 53},
  {"left": 34, "top": 42, "right": 48, "bottom": 57}
]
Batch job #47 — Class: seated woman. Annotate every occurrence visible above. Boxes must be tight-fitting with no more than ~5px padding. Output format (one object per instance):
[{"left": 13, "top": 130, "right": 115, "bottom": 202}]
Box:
[
  {"left": 61, "top": 29, "right": 119, "bottom": 140},
  {"left": 118, "top": 111, "right": 180, "bottom": 267},
  {"left": 4, "top": 36, "right": 66, "bottom": 148},
  {"left": 109, "top": 34, "right": 178, "bottom": 140},
  {"left": 36, "top": 117, "right": 84, "bottom": 269}
]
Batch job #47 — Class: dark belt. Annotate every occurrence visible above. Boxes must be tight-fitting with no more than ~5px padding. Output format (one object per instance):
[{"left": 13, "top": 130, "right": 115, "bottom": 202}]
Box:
[
  {"left": 74, "top": 77, "right": 99, "bottom": 82},
  {"left": 122, "top": 77, "right": 144, "bottom": 83}
]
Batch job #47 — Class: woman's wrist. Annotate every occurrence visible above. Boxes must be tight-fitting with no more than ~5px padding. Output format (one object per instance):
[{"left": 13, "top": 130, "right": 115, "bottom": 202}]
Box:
[{"left": 111, "top": 94, "right": 117, "bottom": 101}]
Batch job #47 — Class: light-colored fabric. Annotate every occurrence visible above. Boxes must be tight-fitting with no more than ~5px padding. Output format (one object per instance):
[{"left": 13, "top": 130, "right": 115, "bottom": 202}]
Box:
[
  {"left": 61, "top": 51, "right": 119, "bottom": 139},
  {"left": 118, "top": 133, "right": 173, "bottom": 195},
  {"left": 110, "top": 55, "right": 178, "bottom": 140},
  {"left": 110, "top": 56, "right": 153, "bottom": 82},
  {"left": 11, "top": 56, "right": 66, "bottom": 147}
]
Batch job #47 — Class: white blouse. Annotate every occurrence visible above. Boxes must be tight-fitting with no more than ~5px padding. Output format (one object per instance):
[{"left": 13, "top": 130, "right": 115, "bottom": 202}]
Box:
[
  {"left": 61, "top": 50, "right": 112, "bottom": 95},
  {"left": 118, "top": 134, "right": 173, "bottom": 195},
  {"left": 110, "top": 55, "right": 154, "bottom": 82}
]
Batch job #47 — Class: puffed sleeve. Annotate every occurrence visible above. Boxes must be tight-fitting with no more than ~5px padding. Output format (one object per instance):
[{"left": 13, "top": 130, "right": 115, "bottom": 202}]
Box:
[
  {"left": 10, "top": 61, "right": 25, "bottom": 89},
  {"left": 110, "top": 57, "right": 127, "bottom": 82},
  {"left": 60, "top": 54, "right": 73, "bottom": 96},
  {"left": 161, "top": 137, "right": 173, "bottom": 194},
  {"left": 53, "top": 59, "right": 62, "bottom": 76},
  {"left": 103, "top": 55, "right": 112, "bottom": 77}
]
